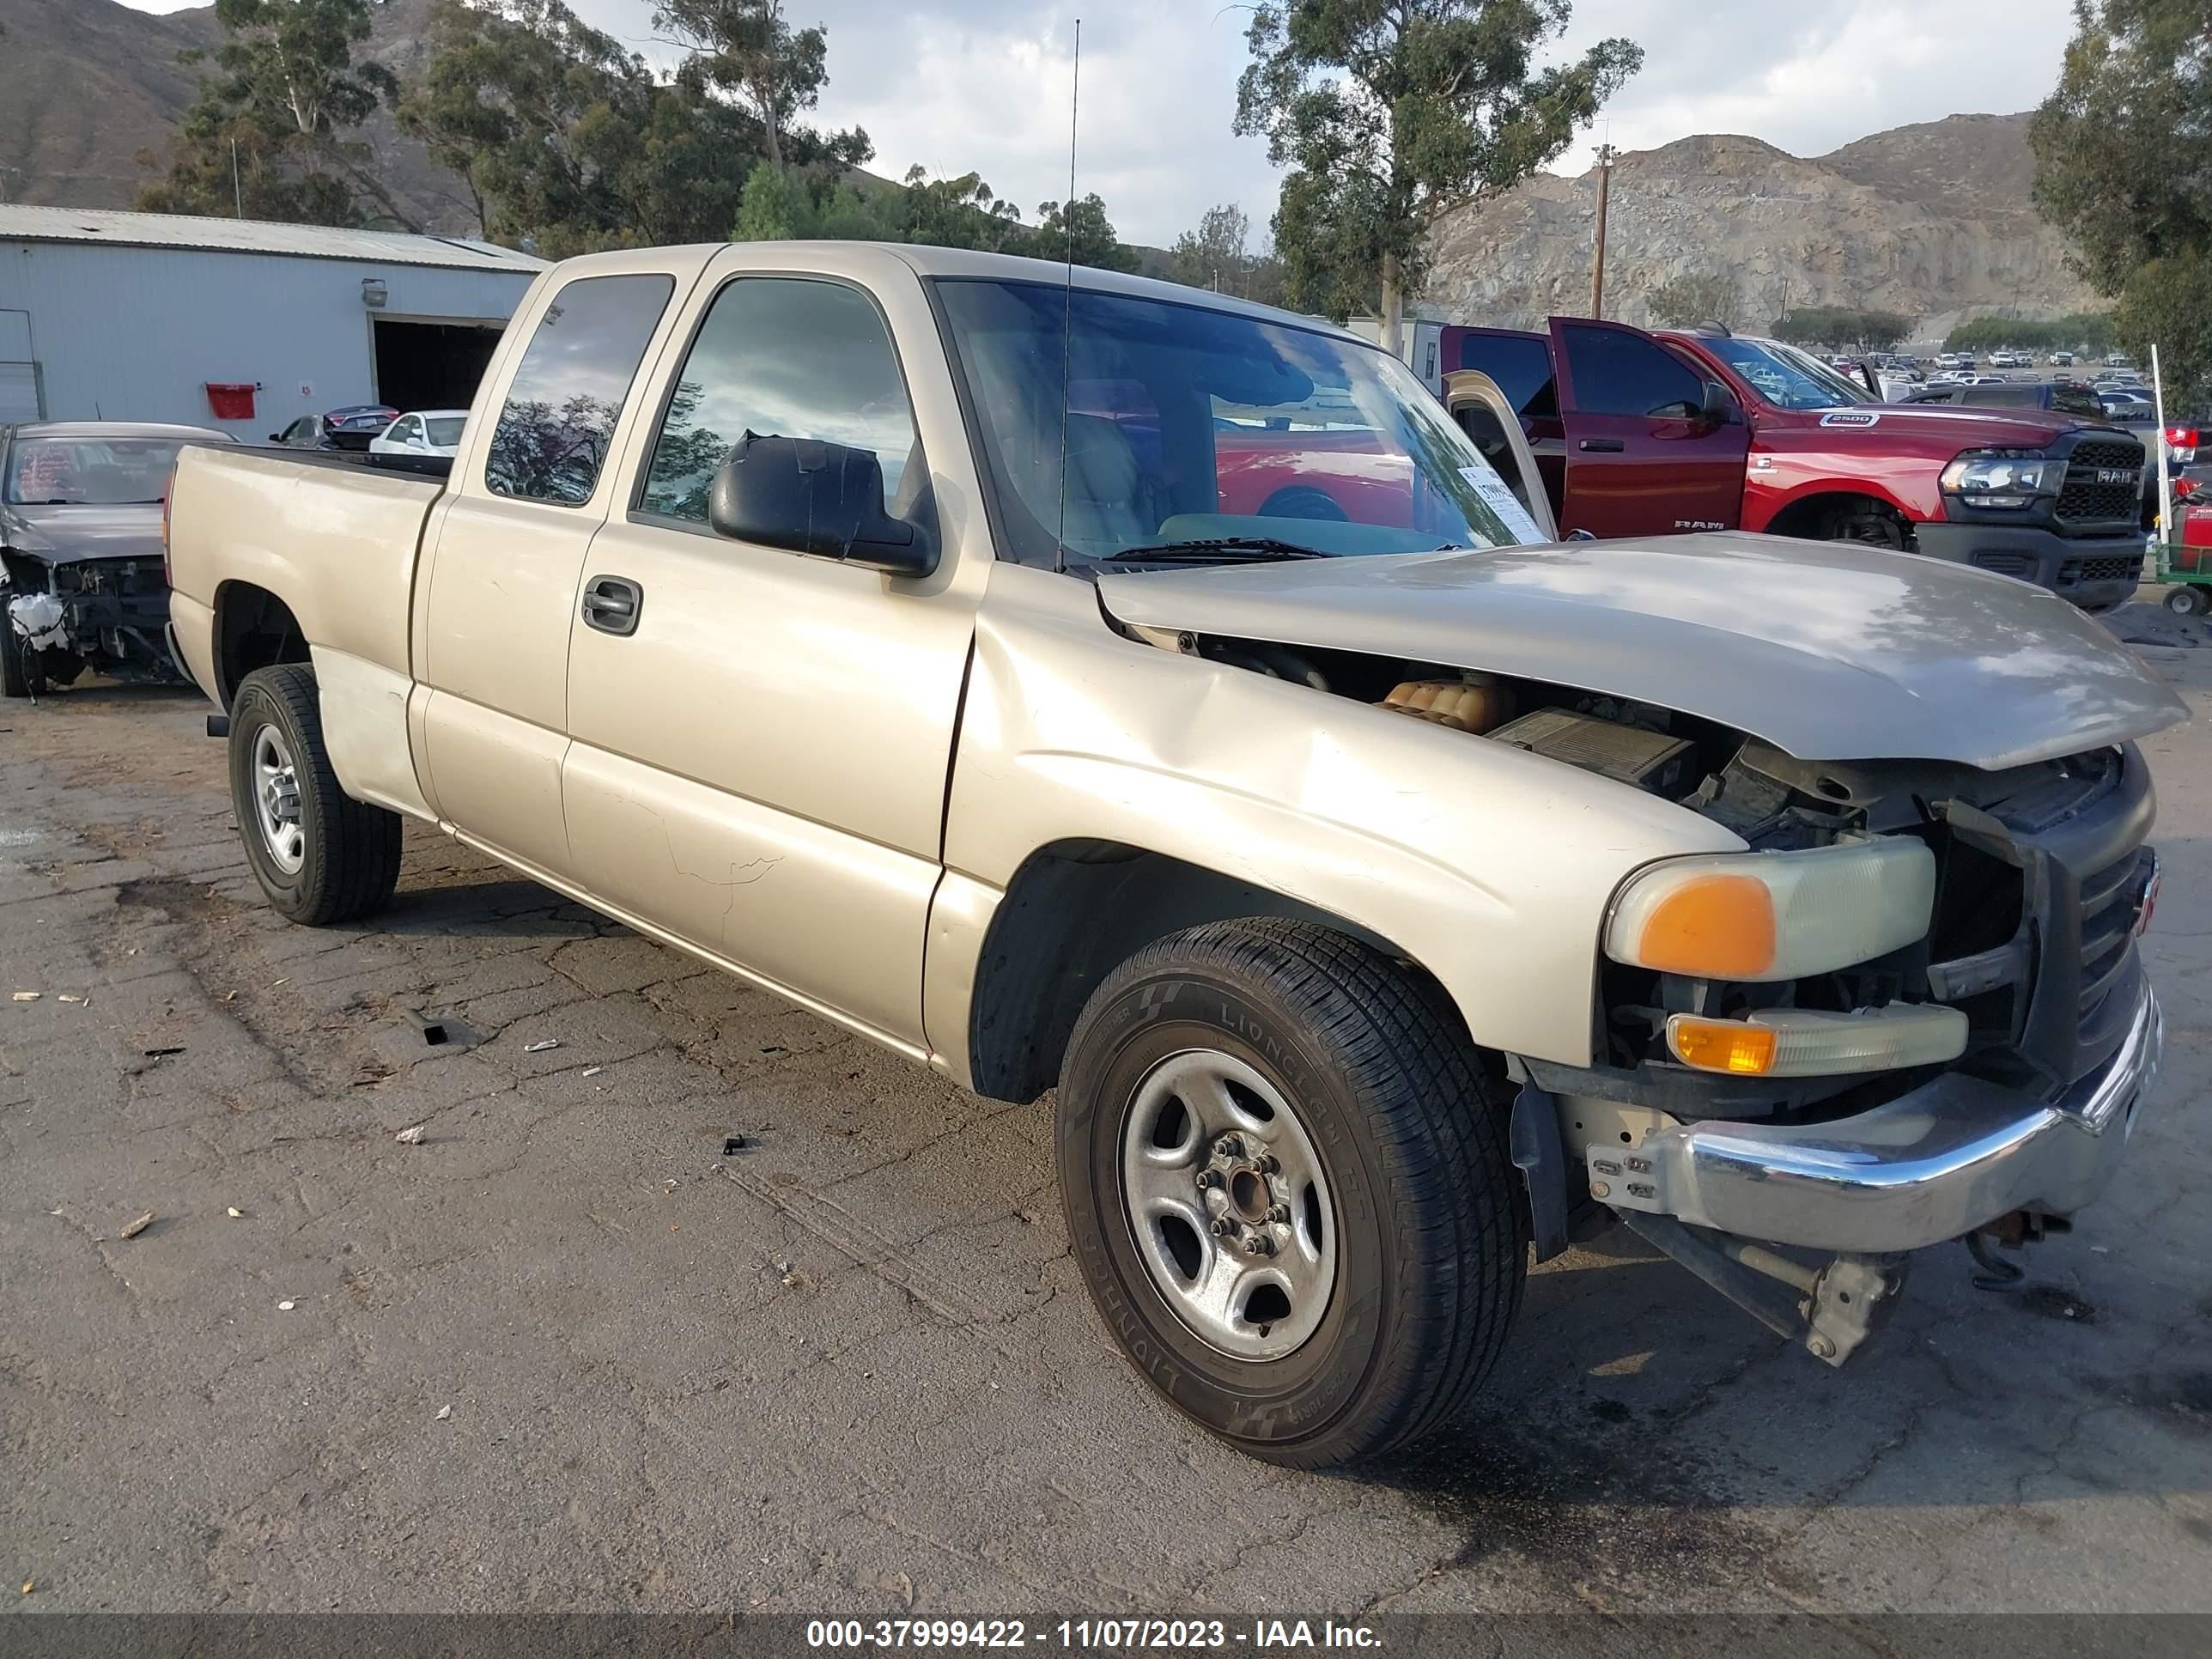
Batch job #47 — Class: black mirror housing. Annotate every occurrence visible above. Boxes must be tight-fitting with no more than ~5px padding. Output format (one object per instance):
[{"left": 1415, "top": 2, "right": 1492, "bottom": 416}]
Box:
[
  {"left": 707, "top": 433, "right": 935, "bottom": 576},
  {"left": 1699, "top": 380, "right": 1739, "bottom": 428}
]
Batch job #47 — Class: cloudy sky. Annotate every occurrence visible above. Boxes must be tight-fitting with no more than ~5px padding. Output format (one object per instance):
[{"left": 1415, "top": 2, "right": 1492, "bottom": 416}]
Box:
[{"left": 119, "top": 0, "right": 2080, "bottom": 247}]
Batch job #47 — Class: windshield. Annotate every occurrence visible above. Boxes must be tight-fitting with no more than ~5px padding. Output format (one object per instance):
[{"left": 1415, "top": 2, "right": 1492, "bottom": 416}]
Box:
[
  {"left": 931, "top": 280, "right": 1535, "bottom": 568},
  {"left": 3, "top": 438, "right": 191, "bottom": 505},
  {"left": 1701, "top": 336, "right": 1875, "bottom": 411},
  {"left": 427, "top": 416, "right": 467, "bottom": 447}
]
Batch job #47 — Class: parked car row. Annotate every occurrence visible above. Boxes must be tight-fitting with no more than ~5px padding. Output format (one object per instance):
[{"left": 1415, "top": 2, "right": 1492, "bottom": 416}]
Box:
[{"left": 273, "top": 404, "right": 470, "bottom": 458}]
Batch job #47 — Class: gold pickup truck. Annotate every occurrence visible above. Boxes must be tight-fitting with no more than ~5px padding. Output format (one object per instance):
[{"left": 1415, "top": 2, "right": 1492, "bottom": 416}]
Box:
[{"left": 164, "top": 241, "right": 2185, "bottom": 1467}]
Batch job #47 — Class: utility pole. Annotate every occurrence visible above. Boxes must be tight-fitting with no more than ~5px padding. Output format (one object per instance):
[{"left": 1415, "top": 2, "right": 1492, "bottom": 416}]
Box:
[
  {"left": 1589, "top": 143, "right": 1617, "bottom": 319},
  {"left": 231, "top": 139, "right": 244, "bottom": 218}
]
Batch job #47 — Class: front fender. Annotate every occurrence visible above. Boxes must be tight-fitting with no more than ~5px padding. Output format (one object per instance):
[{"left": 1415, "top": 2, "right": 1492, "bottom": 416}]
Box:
[{"left": 937, "top": 565, "right": 1743, "bottom": 1072}]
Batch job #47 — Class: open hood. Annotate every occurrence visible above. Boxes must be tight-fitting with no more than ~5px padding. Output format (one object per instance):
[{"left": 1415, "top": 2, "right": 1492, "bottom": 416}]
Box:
[{"left": 1096, "top": 532, "right": 2189, "bottom": 771}]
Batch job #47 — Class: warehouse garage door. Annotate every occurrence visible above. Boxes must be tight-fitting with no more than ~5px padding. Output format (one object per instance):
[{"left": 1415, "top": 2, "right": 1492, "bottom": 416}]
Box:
[
  {"left": 372, "top": 317, "right": 505, "bottom": 416},
  {"left": 0, "top": 310, "right": 41, "bottom": 422}
]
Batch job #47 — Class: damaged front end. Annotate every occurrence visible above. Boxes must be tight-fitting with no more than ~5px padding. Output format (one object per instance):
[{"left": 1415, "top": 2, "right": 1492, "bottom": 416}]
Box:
[
  {"left": 1097, "top": 544, "right": 2179, "bottom": 1368},
  {"left": 3, "top": 552, "right": 184, "bottom": 692}
]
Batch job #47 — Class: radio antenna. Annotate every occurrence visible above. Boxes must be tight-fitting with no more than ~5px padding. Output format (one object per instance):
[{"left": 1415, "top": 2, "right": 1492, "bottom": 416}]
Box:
[{"left": 1053, "top": 17, "right": 1080, "bottom": 575}]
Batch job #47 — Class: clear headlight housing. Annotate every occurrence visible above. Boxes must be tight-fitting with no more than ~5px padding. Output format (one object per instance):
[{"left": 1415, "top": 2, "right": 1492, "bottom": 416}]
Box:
[
  {"left": 1604, "top": 836, "right": 1936, "bottom": 984},
  {"left": 1940, "top": 447, "right": 2065, "bottom": 509}
]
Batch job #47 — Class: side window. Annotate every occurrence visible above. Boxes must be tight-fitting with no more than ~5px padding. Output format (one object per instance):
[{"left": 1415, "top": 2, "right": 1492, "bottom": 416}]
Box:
[
  {"left": 1559, "top": 325, "right": 1705, "bottom": 420},
  {"left": 1458, "top": 332, "right": 1558, "bottom": 420},
  {"left": 639, "top": 277, "right": 917, "bottom": 525},
  {"left": 395, "top": 416, "right": 420, "bottom": 442},
  {"left": 485, "top": 273, "right": 676, "bottom": 507}
]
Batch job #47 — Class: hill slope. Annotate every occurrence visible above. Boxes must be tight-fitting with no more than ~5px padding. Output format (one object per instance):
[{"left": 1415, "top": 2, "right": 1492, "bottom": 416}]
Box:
[
  {"left": 1423, "top": 113, "right": 2095, "bottom": 342},
  {"left": 0, "top": 0, "right": 477, "bottom": 233}
]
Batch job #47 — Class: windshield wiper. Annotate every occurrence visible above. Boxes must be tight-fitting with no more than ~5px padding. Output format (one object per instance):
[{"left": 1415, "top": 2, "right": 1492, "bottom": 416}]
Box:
[{"left": 1102, "top": 537, "right": 1329, "bottom": 565}]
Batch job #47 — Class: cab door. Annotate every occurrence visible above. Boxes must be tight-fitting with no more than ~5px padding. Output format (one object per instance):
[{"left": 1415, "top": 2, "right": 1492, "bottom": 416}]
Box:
[
  {"left": 1548, "top": 319, "right": 1748, "bottom": 538},
  {"left": 556, "top": 250, "right": 990, "bottom": 1051},
  {"left": 414, "top": 261, "right": 695, "bottom": 873}
]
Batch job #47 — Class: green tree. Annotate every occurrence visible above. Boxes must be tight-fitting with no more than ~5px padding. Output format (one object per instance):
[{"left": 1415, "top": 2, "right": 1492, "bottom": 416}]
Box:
[
  {"left": 732, "top": 158, "right": 817, "bottom": 240},
  {"left": 1645, "top": 272, "right": 1739, "bottom": 329},
  {"left": 650, "top": 0, "right": 867, "bottom": 177},
  {"left": 401, "top": 0, "right": 807, "bottom": 257},
  {"left": 1034, "top": 193, "right": 1140, "bottom": 273},
  {"left": 138, "top": 0, "right": 415, "bottom": 228},
  {"left": 2032, "top": 0, "right": 2212, "bottom": 396},
  {"left": 1235, "top": 0, "right": 1641, "bottom": 329},
  {"left": 1172, "top": 203, "right": 1252, "bottom": 293}
]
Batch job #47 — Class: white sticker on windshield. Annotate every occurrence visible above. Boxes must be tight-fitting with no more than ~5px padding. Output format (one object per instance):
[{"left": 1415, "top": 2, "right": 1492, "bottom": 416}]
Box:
[{"left": 1460, "top": 466, "right": 1547, "bottom": 544}]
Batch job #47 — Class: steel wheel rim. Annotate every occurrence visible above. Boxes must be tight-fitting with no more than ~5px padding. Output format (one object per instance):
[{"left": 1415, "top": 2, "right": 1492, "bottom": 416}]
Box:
[
  {"left": 251, "top": 723, "right": 306, "bottom": 876},
  {"left": 1119, "top": 1048, "right": 1337, "bottom": 1362}
]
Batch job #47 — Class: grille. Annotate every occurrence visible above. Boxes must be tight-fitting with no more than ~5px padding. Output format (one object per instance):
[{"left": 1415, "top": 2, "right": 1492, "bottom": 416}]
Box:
[
  {"left": 1925, "top": 748, "right": 2153, "bottom": 1089},
  {"left": 2071, "top": 440, "right": 2142, "bottom": 470},
  {"left": 1972, "top": 550, "right": 2033, "bottom": 578},
  {"left": 2055, "top": 434, "right": 2145, "bottom": 526},
  {"left": 2060, "top": 555, "right": 2145, "bottom": 586}
]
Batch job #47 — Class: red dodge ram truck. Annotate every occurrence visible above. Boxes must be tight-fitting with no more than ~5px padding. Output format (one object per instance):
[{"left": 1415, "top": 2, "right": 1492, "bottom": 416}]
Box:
[{"left": 1426, "top": 319, "right": 2151, "bottom": 611}]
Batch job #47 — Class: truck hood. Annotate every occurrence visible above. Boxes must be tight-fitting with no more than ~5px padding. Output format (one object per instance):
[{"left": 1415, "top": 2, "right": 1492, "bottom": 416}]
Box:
[
  {"left": 1791, "top": 404, "right": 2112, "bottom": 445},
  {"left": 0, "top": 502, "right": 165, "bottom": 566},
  {"left": 1095, "top": 532, "right": 2188, "bottom": 771}
]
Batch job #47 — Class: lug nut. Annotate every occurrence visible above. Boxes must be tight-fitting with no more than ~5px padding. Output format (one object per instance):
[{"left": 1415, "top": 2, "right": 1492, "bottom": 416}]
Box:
[
  {"left": 1210, "top": 1217, "right": 1237, "bottom": 1237},
  {"left": 1244, "top": 1235, "right": 1275, "bottom": 1256},
  {"left": 1255, "top": 1154, "right": 1279, "bottom": 1175},
  {"left": 1216, "top": 1135, "right": 1244, "bottom": 1158},
  {"left": 1265, "top": 1204, "right": 1290, "bottom": 1224},
  {"left": 1194, "top": 1169, "right": 1219, "bottom": 1189}
]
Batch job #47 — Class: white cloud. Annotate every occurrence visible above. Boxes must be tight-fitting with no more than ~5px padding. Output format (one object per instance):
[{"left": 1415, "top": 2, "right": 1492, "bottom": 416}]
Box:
[{"left": 114, "top": 0, "right": 2080, "bottom": 242}]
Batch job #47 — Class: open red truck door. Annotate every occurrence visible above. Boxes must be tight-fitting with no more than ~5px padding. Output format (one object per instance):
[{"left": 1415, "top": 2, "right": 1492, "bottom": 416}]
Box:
[{"left": 1546, "top": 318, "right": 1750, "bottom": 538}]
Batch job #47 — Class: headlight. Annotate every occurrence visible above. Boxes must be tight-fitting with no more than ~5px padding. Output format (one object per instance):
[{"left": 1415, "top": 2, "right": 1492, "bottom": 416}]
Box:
[
  {"left": 1940, "top": 448, "right": 2064, "bottom": 508},
  {"left": 1603, "top": 836, "right": 1937, "bottom": 983}
]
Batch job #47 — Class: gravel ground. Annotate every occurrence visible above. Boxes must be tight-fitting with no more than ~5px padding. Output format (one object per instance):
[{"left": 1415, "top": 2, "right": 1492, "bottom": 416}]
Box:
[{"left": 2, "top": 604, "right": 2209, "bottom": 1617}]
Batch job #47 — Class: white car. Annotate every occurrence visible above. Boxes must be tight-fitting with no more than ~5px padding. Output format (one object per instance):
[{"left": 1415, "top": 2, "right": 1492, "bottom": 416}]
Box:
[{"left": 368, "top": 410, "right": 468, "bottom": 459}]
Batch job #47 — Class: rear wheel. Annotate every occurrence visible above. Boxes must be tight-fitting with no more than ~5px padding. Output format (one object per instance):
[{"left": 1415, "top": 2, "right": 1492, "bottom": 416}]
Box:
[
  {"left": 2166, "top": 585, "right": 2208, "bottom": 616},
  {"left": 228, "top": 664, "right": 401, "bottom": 925},
  {"left": 1056, "top": 918, "right": 1526, "bottom": 1468}
]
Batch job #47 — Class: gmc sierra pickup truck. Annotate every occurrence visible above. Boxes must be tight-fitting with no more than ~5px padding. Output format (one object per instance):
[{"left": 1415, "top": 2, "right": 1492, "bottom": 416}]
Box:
[
  {"left": 166, "top": 242, "right": 2183, "bottom": 1467},
  {"left": 1413, "top": 319, "right": 2153, "bottom": 611}
]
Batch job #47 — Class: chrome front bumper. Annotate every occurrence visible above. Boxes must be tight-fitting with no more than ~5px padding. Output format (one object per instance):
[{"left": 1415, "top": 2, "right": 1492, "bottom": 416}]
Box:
[{"left": 1587, "top": 985, "right": 2160, "bottom": 1254}]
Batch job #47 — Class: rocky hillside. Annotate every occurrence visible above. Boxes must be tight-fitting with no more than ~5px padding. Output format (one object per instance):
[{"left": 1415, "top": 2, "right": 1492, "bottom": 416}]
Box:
[
  {"left": 0, "top": 0, "right": 478, "bottom": 233},
  {"left": 1424, "top": 114, "right": 2096, "bottom": 343}
]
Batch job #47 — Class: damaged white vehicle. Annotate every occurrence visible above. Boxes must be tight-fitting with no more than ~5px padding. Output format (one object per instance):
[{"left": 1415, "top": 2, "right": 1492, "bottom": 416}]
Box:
[
  {"left": 163, "top": 243, "right": 2184, "bottom": 1467},
  {"left": 0, "top": 421, "right": 234, "bottom": 696}
]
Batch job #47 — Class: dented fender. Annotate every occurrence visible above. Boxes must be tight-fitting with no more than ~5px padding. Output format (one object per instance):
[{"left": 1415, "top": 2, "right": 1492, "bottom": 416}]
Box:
[{"left": 933, "top": 562, "right": 1744, "bottom": 1071}]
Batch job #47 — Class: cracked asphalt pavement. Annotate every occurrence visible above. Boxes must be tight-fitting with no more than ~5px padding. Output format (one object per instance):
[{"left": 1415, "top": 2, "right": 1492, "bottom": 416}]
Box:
[{"left": 3, "top": 605, "right": 2211, "bottom": 1617}]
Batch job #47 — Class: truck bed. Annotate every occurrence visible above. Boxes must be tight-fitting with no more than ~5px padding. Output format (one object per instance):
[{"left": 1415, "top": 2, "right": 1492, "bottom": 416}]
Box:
[{"left": 165, "top": 441, "right": 448, "bottom": 706}]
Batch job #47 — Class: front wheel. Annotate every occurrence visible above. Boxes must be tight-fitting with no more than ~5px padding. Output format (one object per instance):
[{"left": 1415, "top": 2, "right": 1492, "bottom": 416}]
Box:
[
  {"left": 2166, "top": 585, "right": 2208, "bottom": 616},
  {"left": 1057, "top": 919, "right": 1526, "bottom": 1468},
  {"left": 228, "top": 664, "right": 402, "bottom": 925}
]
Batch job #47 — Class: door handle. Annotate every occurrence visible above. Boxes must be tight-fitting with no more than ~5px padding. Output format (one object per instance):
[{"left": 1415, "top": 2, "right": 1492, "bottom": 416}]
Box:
[
  {"left": 1577, "top": 438, "right": 1626, "bottom": 453},
  {"left": 580, "top": 574, "right": 642, "bottom": 636}
]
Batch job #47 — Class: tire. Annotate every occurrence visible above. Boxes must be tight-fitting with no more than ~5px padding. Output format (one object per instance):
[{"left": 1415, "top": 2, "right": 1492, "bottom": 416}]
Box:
[
  {"left": 228, "top": 664, "right": 402, "bottom": 926},
  {"left": 2166, "top": 585, "right": 2207, "bottom": 616},
  {"left": 1057, "top": 918, "right": 1526, "bottom": 1468},
  {"left": 1813, "top": 500, "right": 1911, "bottom": 551}
]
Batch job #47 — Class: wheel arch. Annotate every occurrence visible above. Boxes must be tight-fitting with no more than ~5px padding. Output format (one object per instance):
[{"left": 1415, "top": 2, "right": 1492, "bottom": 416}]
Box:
[
  {"left": 957, "top": 838, "right": 1466, "bottom": 1103},
  {"left": 211, "top": 580, "right": 310, "bottom": 709},
  {"left": 1759, "top": 485, "right": 1918, "bottom": 542}
]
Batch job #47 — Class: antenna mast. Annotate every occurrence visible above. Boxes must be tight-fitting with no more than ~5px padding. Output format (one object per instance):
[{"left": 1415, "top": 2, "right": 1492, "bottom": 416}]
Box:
[{"left": 1053, "top": 18, "right": 1081, "bottom": 574}]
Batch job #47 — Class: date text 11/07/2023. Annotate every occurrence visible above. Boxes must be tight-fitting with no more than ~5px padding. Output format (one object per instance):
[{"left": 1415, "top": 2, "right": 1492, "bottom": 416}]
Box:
[{"left": 803, "top": 1619, "right": 1383, "bottom": 1650}]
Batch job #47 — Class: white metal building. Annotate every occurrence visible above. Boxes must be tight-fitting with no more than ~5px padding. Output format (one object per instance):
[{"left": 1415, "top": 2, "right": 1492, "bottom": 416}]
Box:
[{"left": 0, "top": 206, "right": 547, "bottom": 437}]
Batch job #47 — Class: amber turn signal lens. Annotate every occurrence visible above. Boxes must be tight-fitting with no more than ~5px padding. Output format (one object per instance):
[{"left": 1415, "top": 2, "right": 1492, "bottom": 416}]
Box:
[
  {"left": 1667, "top": 1018, "right": 1778, "bottom": 1075},
  {"left": 1632, "top": 873, "right": 1777, "bottom": 979}
]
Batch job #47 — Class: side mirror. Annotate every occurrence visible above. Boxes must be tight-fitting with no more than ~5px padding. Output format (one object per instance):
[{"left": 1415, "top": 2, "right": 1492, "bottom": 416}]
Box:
[
  {"left": 269, "top": 433, "right": 284, "bottom": 443},
  {"left": 1698, "top": 380, "right": 1738, "bottom": 428},
  {"left": 708, "top": 433, "right": 934, "bottom": 576}
]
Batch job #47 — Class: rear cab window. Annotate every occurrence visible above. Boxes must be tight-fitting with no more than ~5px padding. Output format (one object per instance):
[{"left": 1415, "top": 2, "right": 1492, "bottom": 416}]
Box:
[{"left": 483, "top": 272, "right": 678, "bottom": 506}]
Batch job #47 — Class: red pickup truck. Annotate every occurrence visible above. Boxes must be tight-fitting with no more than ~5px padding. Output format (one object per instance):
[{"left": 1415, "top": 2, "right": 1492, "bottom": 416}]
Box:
[{"left": 1426, "top": 319, "right": 2151, "bottom": 611}]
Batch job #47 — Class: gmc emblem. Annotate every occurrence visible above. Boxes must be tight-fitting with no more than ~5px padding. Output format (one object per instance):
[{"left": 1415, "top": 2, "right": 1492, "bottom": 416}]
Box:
[{"left": 2096, "top": 467, "right": 2136, "bottom": 484}]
